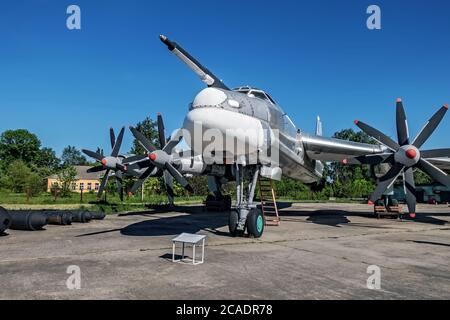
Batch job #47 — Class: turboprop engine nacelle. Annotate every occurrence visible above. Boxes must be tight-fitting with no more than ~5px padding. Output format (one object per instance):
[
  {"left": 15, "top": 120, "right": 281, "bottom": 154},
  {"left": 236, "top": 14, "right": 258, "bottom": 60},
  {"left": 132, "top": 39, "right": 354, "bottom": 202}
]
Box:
[{"left": 174, "top": 154, "right": 207, "bottom": 175}]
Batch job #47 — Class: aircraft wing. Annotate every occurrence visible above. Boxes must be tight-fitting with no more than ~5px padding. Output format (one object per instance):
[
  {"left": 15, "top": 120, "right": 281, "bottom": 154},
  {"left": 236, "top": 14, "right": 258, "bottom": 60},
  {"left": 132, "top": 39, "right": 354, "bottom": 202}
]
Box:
[
  {"left": 427, "top": 158, "right": 450, "bottom": 173},
  {"left": 302, "top": 134, "right": 387, "bottom": 162},
  {"left": 302, "top": 134, "right": 450, "bottom": 174}
]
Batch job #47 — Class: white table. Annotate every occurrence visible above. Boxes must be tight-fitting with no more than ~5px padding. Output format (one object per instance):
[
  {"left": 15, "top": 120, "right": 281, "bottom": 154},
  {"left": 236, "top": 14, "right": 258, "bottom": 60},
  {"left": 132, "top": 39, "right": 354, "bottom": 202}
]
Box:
[{"left": 172, "top": 233, "right": 206, "bottom": 265}]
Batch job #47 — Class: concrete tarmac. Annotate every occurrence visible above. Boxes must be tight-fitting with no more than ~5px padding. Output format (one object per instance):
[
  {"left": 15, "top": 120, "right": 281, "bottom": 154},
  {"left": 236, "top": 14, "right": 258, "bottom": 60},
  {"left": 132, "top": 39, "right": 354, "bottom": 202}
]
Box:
[{"left": 0, "top": 203, "right": 449, "bottom": 299}]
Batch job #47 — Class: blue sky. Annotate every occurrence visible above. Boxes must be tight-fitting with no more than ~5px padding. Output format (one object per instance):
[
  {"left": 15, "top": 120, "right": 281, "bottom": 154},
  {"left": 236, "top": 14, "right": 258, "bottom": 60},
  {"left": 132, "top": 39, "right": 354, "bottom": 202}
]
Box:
[{"left": 1, "top": 0, "right": 449, "bottom": 156}]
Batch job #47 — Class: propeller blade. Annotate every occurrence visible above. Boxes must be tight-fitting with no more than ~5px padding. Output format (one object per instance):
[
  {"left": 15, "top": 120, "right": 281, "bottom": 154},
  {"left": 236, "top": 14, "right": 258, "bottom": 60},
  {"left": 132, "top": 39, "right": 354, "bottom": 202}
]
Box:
[
  {"left": 129, "top": 166, "right": 154, "bottom": 194},
  {"left": 412, "top": 105, "right": 448, "bottom": 149},
  {"left": 354, "top": 120, "right": 400, "bottom": 151},
  {"left": 128, "top": 159, "right": 153, "bottom": 170},
  {"left": 157, "top": 113, "right": 166, "bottom": 149},
  {"left": 122, "top": 154, "right": 148, "bottom": 164},
  {"left": 344, "top": 153, "right": 394, "bottom": 165},
  {"left": 369, "top": 164, "right": 404, "bottom": 203},
  {"left": 403, "top": 168, "right": 417, "bottom": 218},
  {"left": 97, "top": 169, "right": 111, "bottom": 198},
  {"left": 165, "top": 163, "right": 193, "bottom": 193},
  {"left": 417, "top": 159, "right": 450, "bottom": 188},
  {"left": 421, "top": 148, "right": 450, "bottom": 159},
  {"left": 163, "top": 170, "right": 175, "bottom": 206},
  {"left": 110, "top": 128, "right": 116, "bottom": 149},
  {"left": 129, "top": 126, "right": 157, "bottom": 153},
  {"left": 162, "top": 128, "right": 183, "bottom": 154},
  {"left": 124, "top": 167, "right": 142, "bottom": 178},
  {"left": 87, "top": 166, "right": 105, "bottom": 173},
  {"left": 82, "top": 149, "right": 104, "bottom": 161},
  {"left": 396, "top": 99, "right": 410, "bottom": 146},
  {"left": 111, "top": 127, "right": 125, "bottom": 157}
]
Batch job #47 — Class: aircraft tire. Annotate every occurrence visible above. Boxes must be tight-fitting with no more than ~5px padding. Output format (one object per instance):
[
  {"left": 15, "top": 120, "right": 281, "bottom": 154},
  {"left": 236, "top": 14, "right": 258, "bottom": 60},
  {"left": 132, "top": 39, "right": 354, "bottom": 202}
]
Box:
[
  {"left": 224, "top": 195, "right": 232, "bottom": 211},
  {"left": 228, "top": 209, "right": 239, "bottom": 237},
  {"left": 247, "top": 208, "right": 264, "bottom": 238}
]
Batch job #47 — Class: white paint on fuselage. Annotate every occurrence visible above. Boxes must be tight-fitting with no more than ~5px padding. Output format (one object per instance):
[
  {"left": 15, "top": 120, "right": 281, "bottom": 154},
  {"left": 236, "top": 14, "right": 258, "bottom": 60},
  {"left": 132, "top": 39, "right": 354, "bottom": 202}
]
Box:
[
  {"left": 183, "top": 88, "right": 321, "bottom": 183},
  {"left": 183, "top": 107, "right": 267, "bottom": 160}
]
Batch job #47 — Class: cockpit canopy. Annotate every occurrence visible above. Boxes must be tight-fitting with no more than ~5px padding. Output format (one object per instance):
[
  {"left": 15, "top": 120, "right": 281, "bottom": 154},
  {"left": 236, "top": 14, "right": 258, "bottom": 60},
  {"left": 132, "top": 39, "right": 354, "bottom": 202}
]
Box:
[
  {"left": 232, "top": 86, "right": 277, "bottom": 105},
  {"left": 233, "top": 86, "right": 297, "bottom": 138}
]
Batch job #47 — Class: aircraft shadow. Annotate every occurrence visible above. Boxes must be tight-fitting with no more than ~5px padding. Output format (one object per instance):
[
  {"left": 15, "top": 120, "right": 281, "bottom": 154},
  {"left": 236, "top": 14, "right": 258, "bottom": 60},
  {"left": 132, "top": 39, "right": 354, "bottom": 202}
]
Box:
[
  {"left": 276, "top": 202, "right": 449, "bottom": 227},
  {"left": 120, "top": 205, "right": 230, "bottom": 237},
  {"left": 116, "top": 203, "right": 449, "bottom": 238}
]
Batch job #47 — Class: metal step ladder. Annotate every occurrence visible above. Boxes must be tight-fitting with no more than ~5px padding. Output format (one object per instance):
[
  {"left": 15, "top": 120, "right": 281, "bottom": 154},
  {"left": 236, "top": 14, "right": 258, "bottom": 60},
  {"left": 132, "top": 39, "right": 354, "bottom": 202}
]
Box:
[{"left": 258, "top": 176, "right": 280, "bottom": 226}]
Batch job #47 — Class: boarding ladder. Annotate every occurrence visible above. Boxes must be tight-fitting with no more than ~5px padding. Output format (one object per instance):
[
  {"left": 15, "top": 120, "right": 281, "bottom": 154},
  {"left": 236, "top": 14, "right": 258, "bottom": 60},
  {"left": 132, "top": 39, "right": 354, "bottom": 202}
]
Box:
[{"left": 258, "top": 176, "right": 280, "bottom": 226}]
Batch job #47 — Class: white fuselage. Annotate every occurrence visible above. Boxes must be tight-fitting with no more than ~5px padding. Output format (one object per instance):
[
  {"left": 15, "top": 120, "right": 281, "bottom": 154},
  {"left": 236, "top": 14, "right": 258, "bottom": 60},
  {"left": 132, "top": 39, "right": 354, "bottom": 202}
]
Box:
[{"left": 182, "top": 87, "right": 321, "bottom": 183}]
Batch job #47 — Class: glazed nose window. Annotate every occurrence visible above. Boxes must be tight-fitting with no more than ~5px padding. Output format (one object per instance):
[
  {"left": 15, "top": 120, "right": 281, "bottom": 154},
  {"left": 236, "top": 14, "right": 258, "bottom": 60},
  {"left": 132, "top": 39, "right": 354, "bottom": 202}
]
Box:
[{"left": 192, "top": 88, "right": 227, "bottom": 108}]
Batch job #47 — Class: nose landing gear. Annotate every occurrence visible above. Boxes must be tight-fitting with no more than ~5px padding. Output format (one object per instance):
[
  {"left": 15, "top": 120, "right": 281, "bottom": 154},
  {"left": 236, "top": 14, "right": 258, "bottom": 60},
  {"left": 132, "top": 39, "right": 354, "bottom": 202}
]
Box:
[
  {"left": 228, "top": 165, "right": 265, "bottom": 238},
  {"left": 229, "top": 208, "right": 264, "bottom": 238}
]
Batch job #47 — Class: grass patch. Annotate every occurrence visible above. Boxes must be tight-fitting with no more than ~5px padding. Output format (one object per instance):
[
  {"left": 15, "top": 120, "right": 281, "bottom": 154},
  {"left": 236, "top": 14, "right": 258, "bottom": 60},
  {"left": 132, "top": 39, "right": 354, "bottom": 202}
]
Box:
[
  {"left": 0, "top": 192, "right": 204, "bottom": 212},
  {"left": 0, "top": 192, "right": 366, "bottom": 212}
]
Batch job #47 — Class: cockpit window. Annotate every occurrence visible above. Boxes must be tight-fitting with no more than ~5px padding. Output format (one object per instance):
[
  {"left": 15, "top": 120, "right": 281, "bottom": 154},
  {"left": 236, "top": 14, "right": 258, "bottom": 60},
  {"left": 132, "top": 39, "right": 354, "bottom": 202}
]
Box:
[
  {"left": 265, "top": 93, "right": 276, "bottom": 104},
  {"left": 233, "top": 87, "right": 276, "bottom": 105},
  {"left": 249, "top": 90, "right": 268, "bottom": 101}
]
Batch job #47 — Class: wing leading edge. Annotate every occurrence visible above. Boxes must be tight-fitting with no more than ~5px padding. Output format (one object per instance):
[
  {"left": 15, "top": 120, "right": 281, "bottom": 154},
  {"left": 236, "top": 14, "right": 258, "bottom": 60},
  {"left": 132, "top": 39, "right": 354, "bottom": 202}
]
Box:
[{"left": 302, "top": 134, "right": 387, "bottom": 162}]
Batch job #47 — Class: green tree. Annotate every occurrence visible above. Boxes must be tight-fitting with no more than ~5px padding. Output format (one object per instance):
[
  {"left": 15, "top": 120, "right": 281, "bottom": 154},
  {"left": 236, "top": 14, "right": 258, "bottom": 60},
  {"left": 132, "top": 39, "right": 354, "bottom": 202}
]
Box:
[
  {"left": 0, "top": 129, "right": 41, "bottom": 165},
  {"left": 130, "top": 117, "right": 159, "bottom": 155},
  {"left": 4, "top": 160, "right": 32, "bottom": 193},
  {"left": 188, "top": 176, "right": 209, "bottom": 196},
  {"left": 414, "top": 169, "right": 432, "bottom": 185},
  {"left": 34, "top": 147, "right": 60, "bottom": 177},
  {"left": 24, "top": 172, "right": 44, "bottom": 197},
  {"left": 2, "top": 160, "right": 43, "bottom": 195},
  {"left": 57, "top": 166, "right": 77, "bottom": 197},
  {"left": 327, "top": 129, "right": 376, "bottom": 183},
  {"left": 61, "top": 146, "right": 88, "bottom": 167}
]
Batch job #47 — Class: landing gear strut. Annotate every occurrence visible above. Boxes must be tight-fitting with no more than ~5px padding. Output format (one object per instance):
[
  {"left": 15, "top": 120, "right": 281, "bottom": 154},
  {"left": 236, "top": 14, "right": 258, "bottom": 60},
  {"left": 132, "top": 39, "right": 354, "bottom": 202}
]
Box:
[{"left": 228, "top": 165, "right": 264, "bottom": 238}]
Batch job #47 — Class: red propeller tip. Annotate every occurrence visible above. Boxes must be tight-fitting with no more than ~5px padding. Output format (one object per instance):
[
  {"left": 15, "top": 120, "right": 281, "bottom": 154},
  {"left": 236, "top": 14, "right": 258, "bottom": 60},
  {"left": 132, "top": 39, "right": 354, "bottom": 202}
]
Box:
[
  {"left": 342, "top": 159, "right": 348, "bottom": 165},
  {"left": 409, "top": 213, "right": 416, "bottom": 219},
  {"left": 354, "top": 120, "right": 359, "bottom": 125},
  {"left": 101, "top": 159, "right": 107, "bottom": 166},
  {"left": 368, "top": 200, "right": 374, "bottom": 205},
  {"left": 396, "top": 98, "right": 402, "bottom": 103},
  {"left": 444, "top": 104, "right": 449, "bottom": 110},
  {"left": 149, "top": 153, "right": 157, "bottom": 161},
  {"left": 405, "top": 148, "right": 417, "bottom": 159},
  {"left": 157, "top": 112, "right": 161, "bottom": 116}
]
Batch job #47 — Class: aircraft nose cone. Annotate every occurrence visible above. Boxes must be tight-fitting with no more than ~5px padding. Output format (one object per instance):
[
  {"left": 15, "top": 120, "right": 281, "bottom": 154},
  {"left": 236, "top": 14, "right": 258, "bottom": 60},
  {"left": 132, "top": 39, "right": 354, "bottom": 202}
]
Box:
[
  {"left": 192, "top": 88, "right": 227, "bottom": 108},
  {"left": 101, "top": 159, "right": 107, "bottom": 166},
  {"left": 409, "top": 213, "right": 416, "bottom": 219},
  {"left": 405, "top": 148, "right": 417, "bottom": 159}
]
